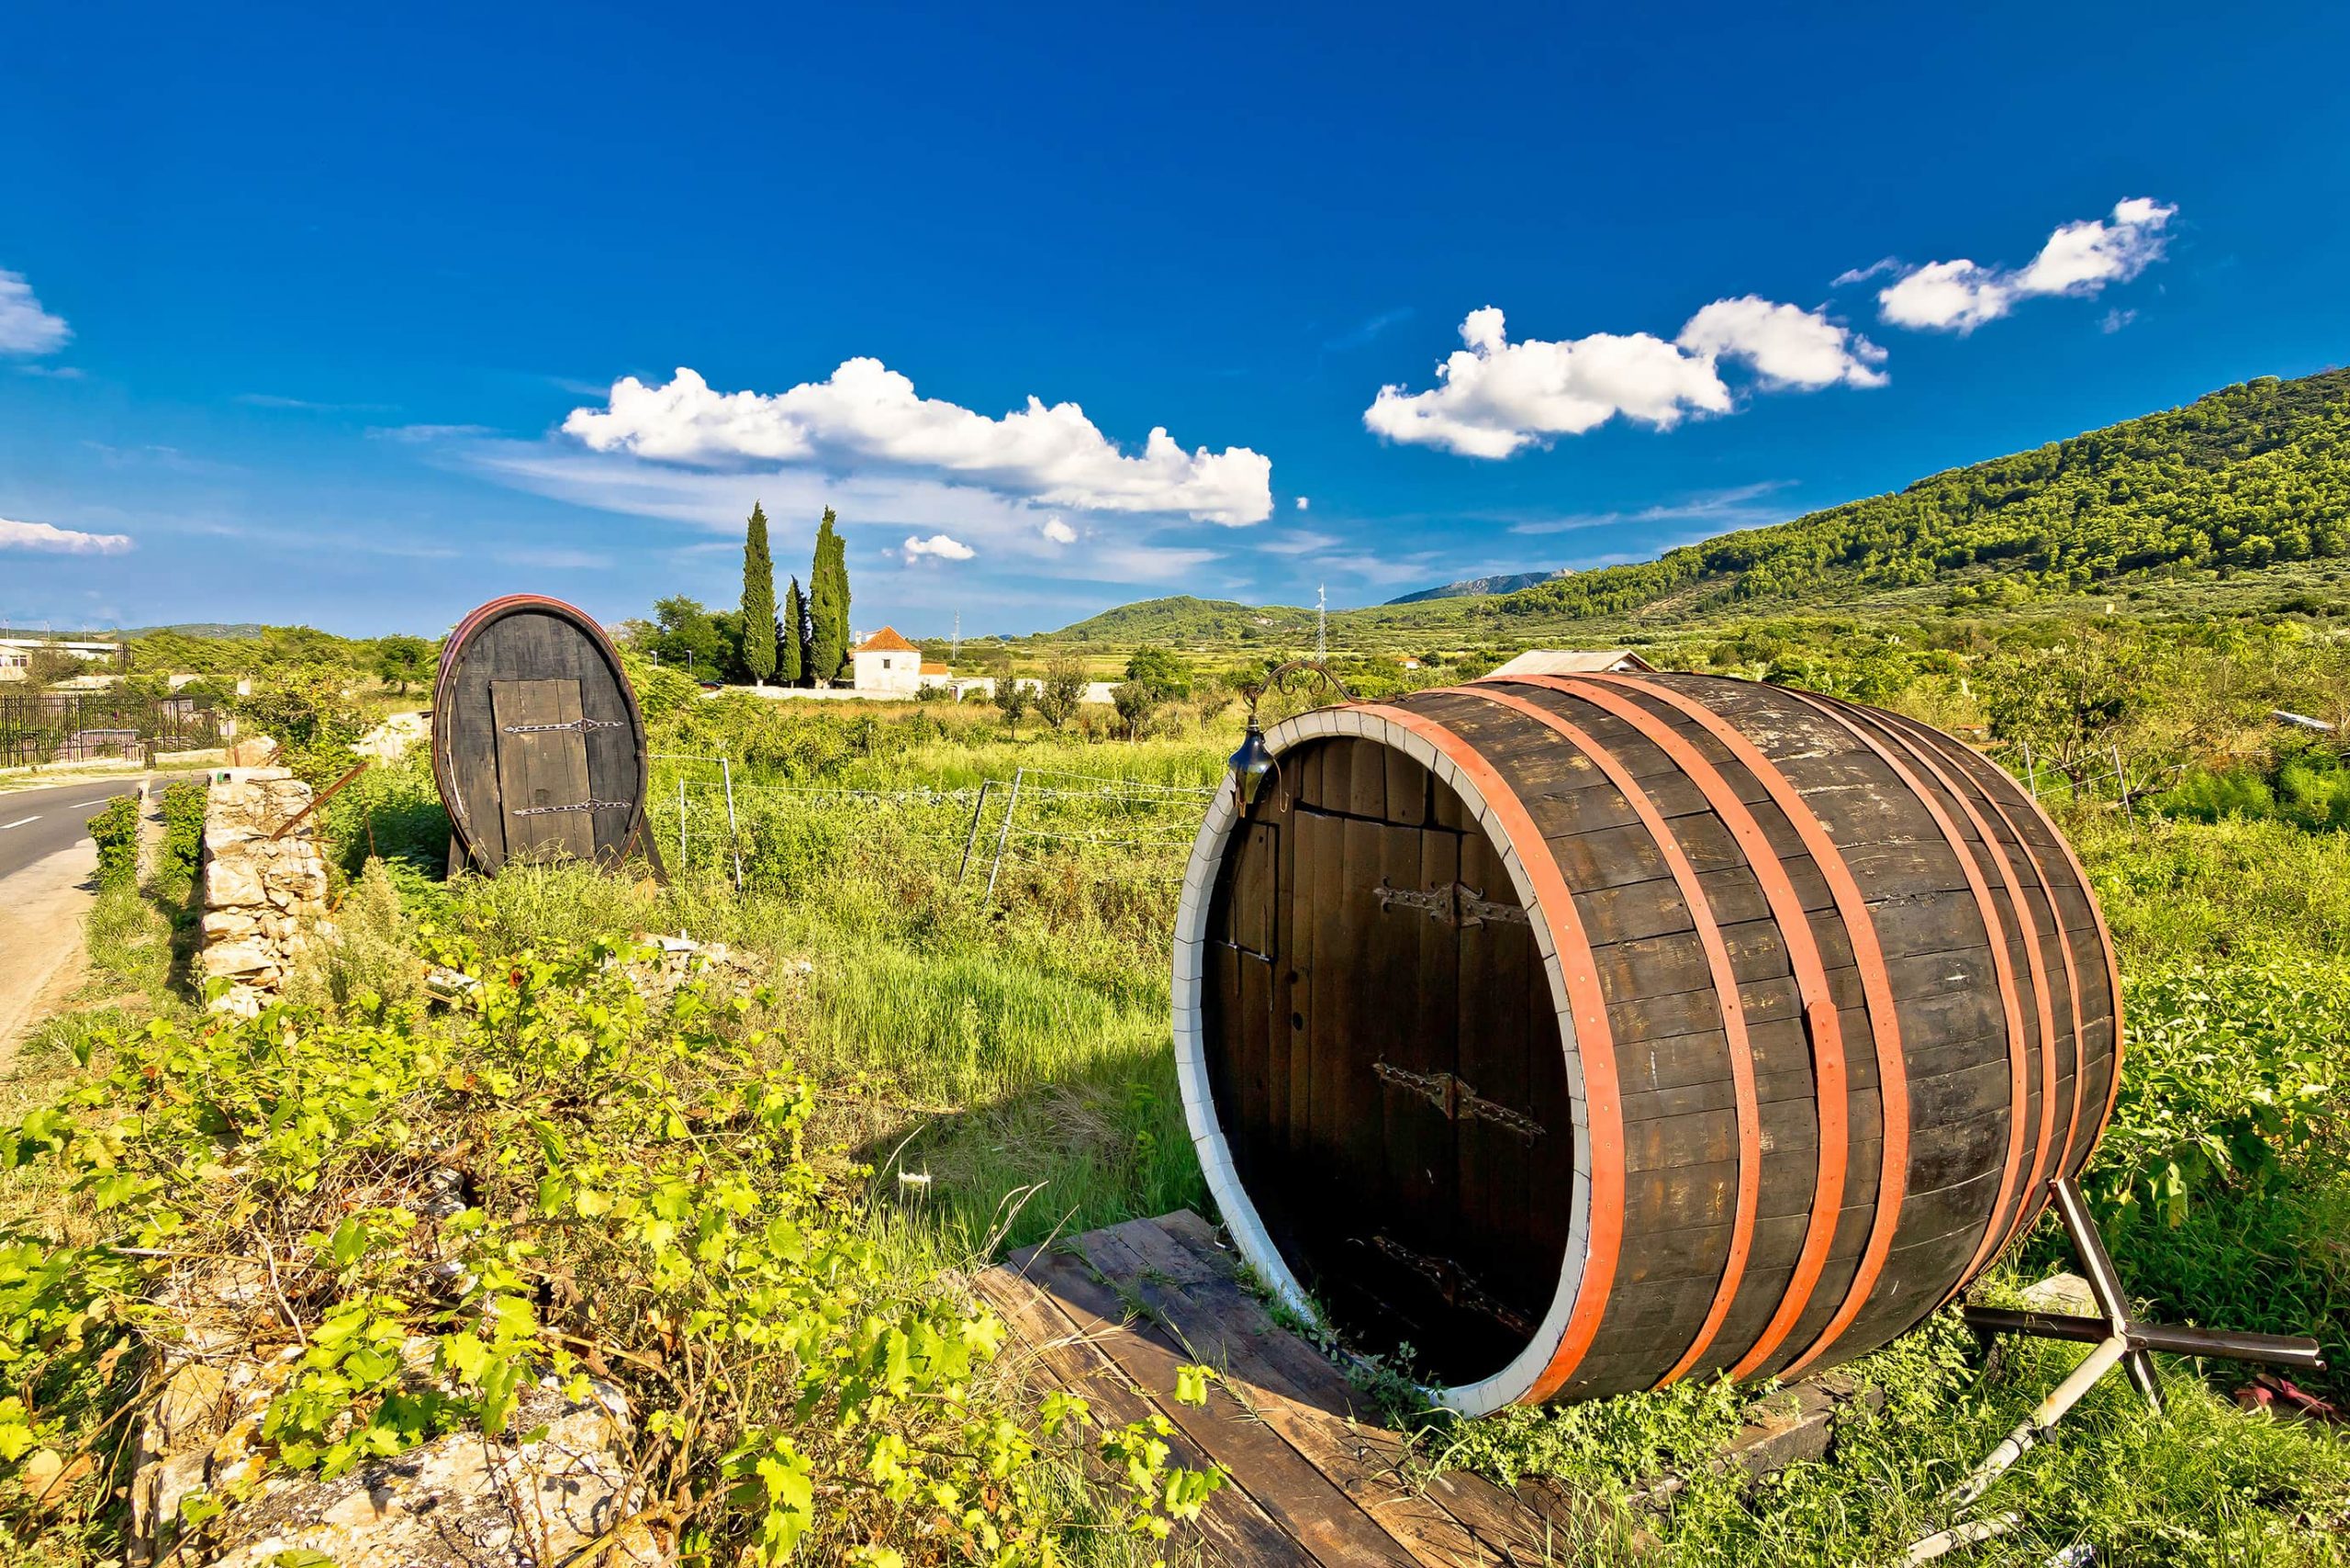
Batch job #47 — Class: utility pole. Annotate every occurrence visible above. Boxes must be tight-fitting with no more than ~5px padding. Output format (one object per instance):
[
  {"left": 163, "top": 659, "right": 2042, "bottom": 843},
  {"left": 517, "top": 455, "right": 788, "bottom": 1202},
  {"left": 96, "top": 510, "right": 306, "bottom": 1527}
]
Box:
[
  {"left": 1316, "top": 583, "right": 1326, "bottom": 661},
  {"left": 951, "top": 611, "right": 960, "bottom": 666}
]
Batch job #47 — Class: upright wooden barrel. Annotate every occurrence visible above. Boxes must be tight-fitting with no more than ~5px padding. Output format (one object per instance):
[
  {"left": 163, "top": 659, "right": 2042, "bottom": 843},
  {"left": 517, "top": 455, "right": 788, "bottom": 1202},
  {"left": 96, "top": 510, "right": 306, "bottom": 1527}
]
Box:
[
  {"left": 431, "top": 594, "right": 653, "bottom": 874},
  {"left": 1172, "top": 673, "right": 2121, "bottom": 1414}
]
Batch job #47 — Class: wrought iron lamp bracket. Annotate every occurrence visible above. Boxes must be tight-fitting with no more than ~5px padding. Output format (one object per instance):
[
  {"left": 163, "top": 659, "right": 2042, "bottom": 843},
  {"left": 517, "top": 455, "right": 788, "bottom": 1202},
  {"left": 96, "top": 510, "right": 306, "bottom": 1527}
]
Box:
[{"left": 1228, "top": 658, "right": 1359, "bottom": 809}]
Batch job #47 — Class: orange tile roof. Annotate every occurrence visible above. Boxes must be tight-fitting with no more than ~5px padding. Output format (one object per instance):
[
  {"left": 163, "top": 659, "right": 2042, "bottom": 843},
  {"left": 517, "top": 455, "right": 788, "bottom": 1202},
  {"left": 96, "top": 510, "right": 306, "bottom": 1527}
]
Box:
[
  {"left": 919, "top": 659, "right": 949, "bottom": 675},
  {"left": 855, "top": 626, "right": 921, "bottom": 654}
]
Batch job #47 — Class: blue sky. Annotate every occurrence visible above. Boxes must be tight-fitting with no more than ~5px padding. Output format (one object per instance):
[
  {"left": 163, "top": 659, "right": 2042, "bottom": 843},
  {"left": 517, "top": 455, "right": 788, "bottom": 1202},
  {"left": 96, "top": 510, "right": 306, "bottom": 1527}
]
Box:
[{"left": 4, "top": 2, "right": 2347, "bottom": 638}]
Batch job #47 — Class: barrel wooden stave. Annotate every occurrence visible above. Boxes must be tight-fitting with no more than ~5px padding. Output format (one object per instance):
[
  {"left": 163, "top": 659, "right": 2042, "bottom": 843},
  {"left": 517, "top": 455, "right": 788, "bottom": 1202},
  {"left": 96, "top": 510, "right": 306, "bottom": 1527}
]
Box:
[{"left": 1181, "top": 673, "right": 2120, "bottom": 1412}]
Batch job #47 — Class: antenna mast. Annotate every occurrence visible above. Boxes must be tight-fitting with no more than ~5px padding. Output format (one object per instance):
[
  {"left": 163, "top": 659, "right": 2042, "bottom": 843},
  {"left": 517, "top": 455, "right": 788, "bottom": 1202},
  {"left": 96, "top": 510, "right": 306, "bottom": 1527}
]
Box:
[
  {"left": 1316, "top": 584, "right": 1326, "bottom": 661},
  {"left": 951, "top": 611, "right": 960, "bottom": 665}
]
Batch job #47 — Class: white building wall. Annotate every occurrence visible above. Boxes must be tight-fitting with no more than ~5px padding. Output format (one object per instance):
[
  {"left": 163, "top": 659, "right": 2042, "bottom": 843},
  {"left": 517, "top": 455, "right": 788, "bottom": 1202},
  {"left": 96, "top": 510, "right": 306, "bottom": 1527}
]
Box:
[{"left": 851, "top": 647, "right": 923, "bottom": 694}]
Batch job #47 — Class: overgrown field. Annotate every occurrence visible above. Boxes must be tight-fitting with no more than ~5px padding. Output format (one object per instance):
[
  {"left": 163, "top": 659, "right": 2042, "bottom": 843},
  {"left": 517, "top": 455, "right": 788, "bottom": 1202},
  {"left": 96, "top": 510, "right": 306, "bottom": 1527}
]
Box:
[{"left": 6, "top": 642, "right": 2349, "bottom": 1564}]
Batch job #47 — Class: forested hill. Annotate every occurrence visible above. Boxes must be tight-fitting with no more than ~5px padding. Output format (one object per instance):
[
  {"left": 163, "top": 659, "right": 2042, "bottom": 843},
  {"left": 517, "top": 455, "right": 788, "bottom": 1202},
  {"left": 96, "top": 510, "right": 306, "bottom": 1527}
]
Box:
[
  {"left": 1036, "top": 596, "right": 1317, "bottom": 644},
  {"left": 1490, "top": 367, "right": 2350, "bottom": 622},
  {"left": 1037, "top": 367, "right": 2350, "bottom": 647}
]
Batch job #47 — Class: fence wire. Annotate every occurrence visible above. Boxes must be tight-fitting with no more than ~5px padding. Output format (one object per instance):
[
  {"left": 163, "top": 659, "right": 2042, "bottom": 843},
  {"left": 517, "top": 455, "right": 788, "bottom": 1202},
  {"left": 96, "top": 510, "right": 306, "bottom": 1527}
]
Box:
[{"left": 643, "top": 761, "right": 1214, "bottom": 901}]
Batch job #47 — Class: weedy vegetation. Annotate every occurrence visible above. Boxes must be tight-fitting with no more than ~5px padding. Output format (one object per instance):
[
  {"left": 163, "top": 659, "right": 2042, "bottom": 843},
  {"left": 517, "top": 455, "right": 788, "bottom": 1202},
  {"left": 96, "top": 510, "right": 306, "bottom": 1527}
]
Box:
[{"left": 4, "top": 597, "right": 2350, "bottom": 1565}]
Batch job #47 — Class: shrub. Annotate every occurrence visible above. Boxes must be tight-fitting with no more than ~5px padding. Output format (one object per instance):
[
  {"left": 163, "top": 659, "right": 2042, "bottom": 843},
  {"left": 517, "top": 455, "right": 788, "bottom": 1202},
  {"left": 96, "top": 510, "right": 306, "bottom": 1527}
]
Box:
[
  {"left": 0, "top": 937, "right": 1224, "bottom": 1562},
  {"left": 229, "top": 668, "right": 365, "bottom": 790},
  {"left": 155, "top": 779, "right": 207, "bottom": 896},
  {"left": 86, "top": 795, "right": 140, "bottom": 889},
  {"left": 2091, "top": 960, "right": 2344, "bottom": 1228}
]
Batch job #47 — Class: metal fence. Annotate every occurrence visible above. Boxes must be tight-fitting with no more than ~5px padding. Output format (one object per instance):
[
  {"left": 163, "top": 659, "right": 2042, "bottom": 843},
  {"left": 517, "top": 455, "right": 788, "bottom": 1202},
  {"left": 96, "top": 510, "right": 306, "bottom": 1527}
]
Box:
[{"left": 0, "top": 689, "right": 225, "bottom": 768}]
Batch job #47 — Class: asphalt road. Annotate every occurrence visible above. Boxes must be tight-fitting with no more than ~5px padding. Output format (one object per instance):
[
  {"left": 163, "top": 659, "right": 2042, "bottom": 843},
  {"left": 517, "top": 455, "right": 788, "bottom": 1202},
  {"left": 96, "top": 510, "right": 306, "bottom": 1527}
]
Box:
[{"left": 0, "top": 776, "right": 166, "bottom": 880}]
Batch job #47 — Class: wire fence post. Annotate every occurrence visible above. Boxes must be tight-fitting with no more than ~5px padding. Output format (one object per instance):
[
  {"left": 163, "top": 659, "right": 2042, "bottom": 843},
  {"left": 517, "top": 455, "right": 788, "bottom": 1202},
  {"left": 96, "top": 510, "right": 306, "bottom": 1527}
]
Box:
[
  {"left": 956, "top": 778, "right": 994, "bottom": 885},
  {"left": 677, "top": 775, "right": 688, "bottom": 873},
  {"left": 2020, "top": 740, "right": 2039, "bottom": 799},
  {"left": 982, "top": 768, "right": 1024, "bottom": 906},
  {"left": 722, "top": 757, "right": 742, "bottom": 891},
  {"left": 2111, "top": 745, "right": 2132, "bottom": 825}
]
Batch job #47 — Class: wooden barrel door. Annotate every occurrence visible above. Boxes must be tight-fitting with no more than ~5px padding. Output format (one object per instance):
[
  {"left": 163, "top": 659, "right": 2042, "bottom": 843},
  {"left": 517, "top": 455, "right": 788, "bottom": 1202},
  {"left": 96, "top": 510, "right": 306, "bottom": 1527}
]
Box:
[
  {"left": 1203, "top": 735, "right": 1574, "bottom": 1387},
  {"left": 431, "top": 595, "right": 653, "bottom": 874}
]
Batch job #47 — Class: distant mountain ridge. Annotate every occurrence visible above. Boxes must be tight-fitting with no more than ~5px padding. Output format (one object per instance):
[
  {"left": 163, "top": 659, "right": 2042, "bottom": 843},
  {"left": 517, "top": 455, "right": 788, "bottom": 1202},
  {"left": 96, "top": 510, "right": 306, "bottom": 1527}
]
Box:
[{"left": 1385, "top": 568, "right": 1576, "bottom": 605}]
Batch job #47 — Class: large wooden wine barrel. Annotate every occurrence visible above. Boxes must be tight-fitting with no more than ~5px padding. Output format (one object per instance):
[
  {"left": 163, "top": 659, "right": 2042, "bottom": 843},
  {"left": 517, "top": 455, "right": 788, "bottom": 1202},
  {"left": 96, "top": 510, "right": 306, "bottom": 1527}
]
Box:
[
  {"left": 1172, "top": 673, "right": 2121, "bottom": 1414},
  {"left": 431, "top": 594, "right": 653, "bottom": 874}
]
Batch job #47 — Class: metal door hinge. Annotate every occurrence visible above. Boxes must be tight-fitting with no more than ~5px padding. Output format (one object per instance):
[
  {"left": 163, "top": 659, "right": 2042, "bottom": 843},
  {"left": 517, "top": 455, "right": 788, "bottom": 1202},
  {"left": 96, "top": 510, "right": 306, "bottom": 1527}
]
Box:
[
  {"left": 1372, "top": 1060, "right": 1547, "bottom": 1142},
  {"left": 1373, "top": 879, "right": 1530, "bottom": 928},
  {"left": 1367, "top": 1235, "right": 1534, "bottom": 1335},
  {"left": 512, "top": 798, "right": 632, "bottom": 817}
]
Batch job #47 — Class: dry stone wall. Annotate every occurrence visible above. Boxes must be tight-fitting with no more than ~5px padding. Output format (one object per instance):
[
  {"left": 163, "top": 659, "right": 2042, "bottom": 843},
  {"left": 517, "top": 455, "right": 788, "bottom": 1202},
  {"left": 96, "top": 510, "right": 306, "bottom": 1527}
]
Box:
[{"left": 197, "top": 772, "right": 332, "bottom": 1015}]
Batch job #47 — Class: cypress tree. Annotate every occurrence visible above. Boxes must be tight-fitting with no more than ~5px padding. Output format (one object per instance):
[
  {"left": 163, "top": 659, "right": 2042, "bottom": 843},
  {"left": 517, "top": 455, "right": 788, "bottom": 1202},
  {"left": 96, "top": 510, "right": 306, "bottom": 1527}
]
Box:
[
  {"left": 740, "top": 501, "right": 778, "bottom": 683},
  {"left": 780, "top": 576, "right": 806, "bottom": 685},
  {"left": 809, "top": 508, "right": 852, "bottom": 685}
]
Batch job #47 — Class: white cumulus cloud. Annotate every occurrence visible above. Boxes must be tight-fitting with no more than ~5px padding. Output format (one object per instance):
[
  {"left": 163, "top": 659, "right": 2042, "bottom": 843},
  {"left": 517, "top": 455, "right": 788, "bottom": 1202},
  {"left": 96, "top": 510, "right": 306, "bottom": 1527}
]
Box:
[
  {"left": 0, "top": 270, "right": 71, "bottom": 356},
  {"left": 1676, "top": 297, "right": 1887, "bottom": 389},
  {"left": 1364, "top": 298, "right": 1881, "bottom": 459},
  {"left": 0, "top": 516, "right": 131, "bottom": 554},
  {"left": 1294, "top": 496, "right": 1311, "bottom": 510},
  {"left": 1877, "top": 198, "right": 2177, "bottom": 334},
  {"left": 564, "top": 360, "right": 1272, "bottom": 525},
  {"left": 904, "top": 532, "right": 975, "bottom": 561},
  {"left": 1039, "top": 516, "right": 1077, "bottom": 545}
]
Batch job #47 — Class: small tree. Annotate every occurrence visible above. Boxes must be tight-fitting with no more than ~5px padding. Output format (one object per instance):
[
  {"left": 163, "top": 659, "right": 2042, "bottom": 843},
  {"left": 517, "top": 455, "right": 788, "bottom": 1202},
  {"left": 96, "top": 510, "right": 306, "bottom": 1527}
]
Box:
[
  {"left": 373, "top": 634, "right": 433, "bottom": 695},
  {"left": 650, "top": 595, "right": 724, "bottom": 679},
  {"left": 1191, "top": 674, "right": 1235, "bottom": 725},
  {"left": 779, "top": 577, "right": 806, "bottom": 686},
  {"left": 740, "top": 500, "right": 778, "bottom": 684},
  {"left": 1982, "top": 633, "right": 2154, "bottom": 794},
  {"left": 1124, "top": 647, "right": 1188, "bottom": 699},
  {"left": 26, "top": 643, "right": 83, "bottom": 687},
  {"left": 992, "top": 671, "right": 1031, "bottom": 737},
  {"left": 1111, "top": 679, "right": 1160, "bottom": 740},
  {"left": 1037, "top": 655, "right": 1087, "bottom": 731}
]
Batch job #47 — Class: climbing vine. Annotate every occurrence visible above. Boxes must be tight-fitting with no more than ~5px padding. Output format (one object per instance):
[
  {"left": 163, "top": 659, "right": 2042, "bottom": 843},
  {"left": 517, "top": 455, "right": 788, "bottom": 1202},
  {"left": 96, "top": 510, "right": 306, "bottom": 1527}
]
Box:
[{"left": 1, "top": 939, "right": 1221, "bottom": 1563}]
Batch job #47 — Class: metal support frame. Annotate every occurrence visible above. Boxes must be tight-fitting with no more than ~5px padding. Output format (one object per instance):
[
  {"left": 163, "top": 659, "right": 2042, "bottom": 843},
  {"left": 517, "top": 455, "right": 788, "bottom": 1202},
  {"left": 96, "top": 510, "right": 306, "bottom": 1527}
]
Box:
[
  {"left": 956, "top": 778, "right": 994, "bottom": 885},
  {"left": 722, "top": 756, "right": 742, "bottom": 891},
  {"left": 268, "top": 761, "right": 369, "bottom": 841},
  {"left": 982, "top": 768, "right": 1024, "bottom": 906},
  {"left": 1900, "top": 1173, "right": 2325, "bottom": 1563}
]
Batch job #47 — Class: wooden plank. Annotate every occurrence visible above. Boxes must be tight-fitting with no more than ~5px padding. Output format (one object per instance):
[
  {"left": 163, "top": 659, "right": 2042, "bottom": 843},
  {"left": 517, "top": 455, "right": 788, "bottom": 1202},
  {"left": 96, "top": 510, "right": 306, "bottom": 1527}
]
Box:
[
  {"left": 1109, "top": 1218, "right": 1568, "bottom": 1566},
  {"left": 971, "top": 1265, "right": 1308, "bottom": 1565},
  {"left": 491, "top": 678, "right": 595, "bottom": 862},
  {"left": 1382, "top": 821, "right": 1456, "bottom": 1299},
  {"left": 1349, "top": 737, "right": 1390, "bottom": 821},
  {"left": 1020, "top": 1240, "right": 1422, "bottom": 1567},
  {"left": 1088, "top": 1226, "right": 1500, "bottom": 1566},
  {"left": 1285, "top": 803, "right": 1326, "bottom": 1181},
  {"left": 1267, "top": 790, "right": 1300, "bottom": 1173},
  {"left": 1386, "top": 745, "right": 1428, "bottom": 827},
  {"left": 1453, "top": 827, "right": 1543, "bottom": 1356},
  {"left": 1153, "top": 1214, "right": 1587, "bottom": 1556},
  {"left": 1233, "top": 821, "right": 1279, "bottom": 957}
]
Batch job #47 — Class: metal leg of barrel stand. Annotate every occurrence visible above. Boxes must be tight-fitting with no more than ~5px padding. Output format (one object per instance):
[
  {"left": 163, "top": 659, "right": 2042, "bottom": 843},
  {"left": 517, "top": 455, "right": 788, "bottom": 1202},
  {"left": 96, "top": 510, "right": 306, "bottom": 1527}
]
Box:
[
  {"left": 2051, "top": 1174, "right": 2161, "bottom": 1412},
  {"left": 1902, "top": 1174, "right": 2328, "bottom": 1562}
]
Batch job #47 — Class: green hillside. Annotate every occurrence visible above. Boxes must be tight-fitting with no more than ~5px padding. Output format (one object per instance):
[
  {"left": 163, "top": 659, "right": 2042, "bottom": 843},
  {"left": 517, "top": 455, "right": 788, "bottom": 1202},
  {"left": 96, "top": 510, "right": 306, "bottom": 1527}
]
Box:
[
  {"left": 1042, "top": 367, "right": 2350, "bottom": 650},
  {"left": 1031, "top": 595, "right": 1318, "bottom": 645}
]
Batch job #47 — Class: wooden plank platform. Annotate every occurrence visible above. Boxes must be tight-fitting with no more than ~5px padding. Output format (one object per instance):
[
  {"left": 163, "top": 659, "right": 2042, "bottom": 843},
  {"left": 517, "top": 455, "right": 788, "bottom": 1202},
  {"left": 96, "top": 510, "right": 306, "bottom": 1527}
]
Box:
[{"left": 974, "top": 1210, "right": 1597, "bottom": 1565}]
